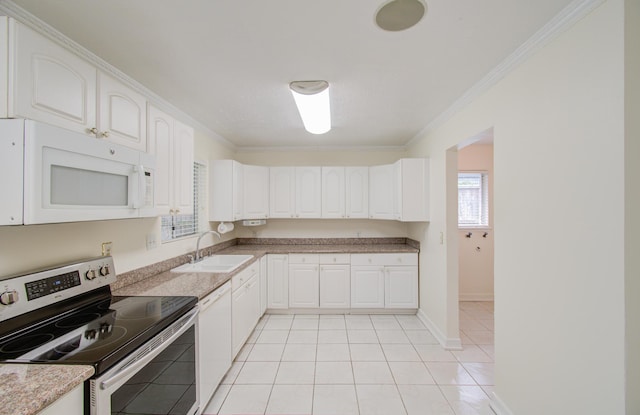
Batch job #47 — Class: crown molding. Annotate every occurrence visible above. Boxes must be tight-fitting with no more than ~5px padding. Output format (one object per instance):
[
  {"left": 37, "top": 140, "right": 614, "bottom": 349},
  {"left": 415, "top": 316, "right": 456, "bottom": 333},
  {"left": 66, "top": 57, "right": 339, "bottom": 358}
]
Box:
[
  {"left": 405, "top": 0, "right": 606, "bottom": 149},
  {"left": 0, "top": 0, "right": 237, "bottom": 150}
]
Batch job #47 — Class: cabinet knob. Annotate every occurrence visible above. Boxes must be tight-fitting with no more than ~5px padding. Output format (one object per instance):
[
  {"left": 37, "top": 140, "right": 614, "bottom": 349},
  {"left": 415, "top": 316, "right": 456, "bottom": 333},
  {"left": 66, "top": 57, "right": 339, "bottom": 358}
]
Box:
[
  {"left": 100, "top": 131, "right": 110, "bottom": 138},
  {"left": 87, "top": 127, "right": 99, "bottom": 136}
]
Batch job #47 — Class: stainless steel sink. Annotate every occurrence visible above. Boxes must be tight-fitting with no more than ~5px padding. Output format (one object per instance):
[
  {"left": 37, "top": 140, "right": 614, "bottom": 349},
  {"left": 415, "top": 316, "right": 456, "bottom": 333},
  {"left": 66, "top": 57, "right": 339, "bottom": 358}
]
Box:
[{"left": 171, "top": 254, "right": 253, "bottom": 273}]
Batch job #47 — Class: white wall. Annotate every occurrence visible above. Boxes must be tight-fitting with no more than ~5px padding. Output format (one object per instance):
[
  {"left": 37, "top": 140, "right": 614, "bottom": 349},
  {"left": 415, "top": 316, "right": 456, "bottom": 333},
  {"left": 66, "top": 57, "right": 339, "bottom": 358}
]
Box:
[
  {"left": 0, "top": 130, "right": 235, "bottom": 276},
  {"left": 458, "top": 144, "right": 494, "bottom": 301},
  {"left": 408, "top": 0, "right": 626, "bottom": 413},
  {"left": 625, "top": 0, "right": 640, "bottom": 413}
]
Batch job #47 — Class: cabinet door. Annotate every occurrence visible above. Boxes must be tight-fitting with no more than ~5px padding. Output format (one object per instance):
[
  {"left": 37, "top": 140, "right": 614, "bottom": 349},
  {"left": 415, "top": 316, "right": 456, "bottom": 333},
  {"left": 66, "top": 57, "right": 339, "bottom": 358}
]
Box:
[
  {"left": 289, "top": 264, "right": 319, "bottom": 308},
  {"left": 320, "top": 264, "right": 350, "bottom": 308},
  {"left": 231, "top": 284, "right": 250, "bottom": 357},
  {"left": 350, "top": 266, "right": 385, "bottom": 308},
  {"left": 322, "top": 166, "right": 345, "bottom": 218},
  {"left": 98, "top": 72, "right": 147, "bottom": 151},
  {"left": 243, "top": 165, "right": 269, "bottom": 219},
  {"left": 209, "top": 160, "right": 236, "bottom": 222},
  {"left": 173, "top": 120, "right": 194, "bottom": 215},
  {"left": 198, "top": 284, "right": 231, "bottom": 406},
  {"left": 0, "top": 17, "right": 7, "bottom": 117},
  {"left": 385, "top": 266, "right": 418, "bottom": 308},
  {"left": 269, "top": 167, "right": 295, "bottom": 218},
  {"left": 267, "top": 255, "right": 289, "bottom": 309},
  {"left": 295, "top": 166, "right": 322, "bottom": 218},
  {"left": 12, "top": 21, "right": 97, "bottom": 135},
  {"left": 148, "top": 105, "right": 174, "bottom": 215},
  {"left": 260, "top": 256, "right": 268, "bottom": 314},
  {"left": 345, "top": 167, "right": 368, "bottom": 219},
  {"left": 368, "top": 164, "right": 394, "bottom": 220}
]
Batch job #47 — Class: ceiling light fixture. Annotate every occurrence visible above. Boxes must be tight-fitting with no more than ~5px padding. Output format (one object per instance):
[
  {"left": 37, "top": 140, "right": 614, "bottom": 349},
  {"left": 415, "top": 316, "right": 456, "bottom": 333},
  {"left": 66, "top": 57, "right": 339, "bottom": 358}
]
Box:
[{"left": 289, "top": 80, "right": 331, "bottom": 135}]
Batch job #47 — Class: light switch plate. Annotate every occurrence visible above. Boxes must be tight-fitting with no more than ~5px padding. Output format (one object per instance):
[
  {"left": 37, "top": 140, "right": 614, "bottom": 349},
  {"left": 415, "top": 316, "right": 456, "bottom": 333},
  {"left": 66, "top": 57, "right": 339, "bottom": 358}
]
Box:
[{"left": 146, "top": 233, "right": 158, "bottom": 250}]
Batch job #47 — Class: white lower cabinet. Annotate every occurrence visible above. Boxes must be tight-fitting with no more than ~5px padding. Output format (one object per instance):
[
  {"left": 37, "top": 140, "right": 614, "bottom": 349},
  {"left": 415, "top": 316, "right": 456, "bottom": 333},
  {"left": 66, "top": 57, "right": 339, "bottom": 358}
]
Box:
[
  {"left": 198, "top": 282, "right": 231, "bottom": 409},
  {"left": 37, "top": 384, "right": 83, "bottom": 415},
  {"left": 319, "top": 264, "right": 350, "bottom": 308},
  {"left": 350, "top": 266, "right": 385, "bottom": 308},
  {"left": 319, "top": 254, "right": 350, "bottom": 308},
  {"left": 289, "top": 254, "right": 320, "bottom": 308},
  {"left": 351, "top": 254, "right": 418, "bottom": 309},
  {"left": 231, "top": 267, "right": 260, "bottom": 358},
  {"left": 385, "top": 266, "right": 418, "bottom": 308},
  {"left": 267, "top": 254, "right": 289, "bottom": 309}
]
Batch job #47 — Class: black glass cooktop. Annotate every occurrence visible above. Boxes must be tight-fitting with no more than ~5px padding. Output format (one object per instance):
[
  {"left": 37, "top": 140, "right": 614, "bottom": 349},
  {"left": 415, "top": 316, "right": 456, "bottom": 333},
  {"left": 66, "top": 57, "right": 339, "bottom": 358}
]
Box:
[{"left": 0, "top": 294, "right": 197, "bottom": 375}]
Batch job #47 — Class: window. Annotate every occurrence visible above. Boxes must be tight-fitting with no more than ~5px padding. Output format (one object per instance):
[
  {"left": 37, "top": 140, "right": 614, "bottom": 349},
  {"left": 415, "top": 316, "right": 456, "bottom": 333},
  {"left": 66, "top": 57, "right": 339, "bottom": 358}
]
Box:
[
  {"left": 458, "top": 172, "right": 489, "bottom": 227},
  {"left": 161, "top": 162, "right": 207, "bottom": 241}
]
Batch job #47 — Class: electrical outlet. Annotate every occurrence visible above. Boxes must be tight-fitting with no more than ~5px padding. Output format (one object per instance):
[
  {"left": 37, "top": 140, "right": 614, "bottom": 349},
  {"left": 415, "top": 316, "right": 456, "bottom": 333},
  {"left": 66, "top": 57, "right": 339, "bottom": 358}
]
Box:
[
  {"left": 146, "top": 233, "right": 158, "bottom": 250},
  {"left": 101, "top": 242, "right": 113, "bottom": 256}
]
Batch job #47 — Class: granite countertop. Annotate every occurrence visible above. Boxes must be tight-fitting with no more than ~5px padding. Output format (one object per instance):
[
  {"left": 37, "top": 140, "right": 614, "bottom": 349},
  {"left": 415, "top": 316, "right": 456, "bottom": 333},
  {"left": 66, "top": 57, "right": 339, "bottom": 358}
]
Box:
[
  {"left": 113, "top": 242, "right": 418, "bottom": 300},
  {"left": 0, "top": 364, "right": 94, "bottom": 415}
]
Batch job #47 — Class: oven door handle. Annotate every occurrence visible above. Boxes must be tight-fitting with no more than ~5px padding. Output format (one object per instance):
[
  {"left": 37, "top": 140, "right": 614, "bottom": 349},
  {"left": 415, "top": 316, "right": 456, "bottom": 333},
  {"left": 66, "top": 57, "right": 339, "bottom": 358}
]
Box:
[{"left": 100, "top": 307, "right": 199, "bottom": 391}]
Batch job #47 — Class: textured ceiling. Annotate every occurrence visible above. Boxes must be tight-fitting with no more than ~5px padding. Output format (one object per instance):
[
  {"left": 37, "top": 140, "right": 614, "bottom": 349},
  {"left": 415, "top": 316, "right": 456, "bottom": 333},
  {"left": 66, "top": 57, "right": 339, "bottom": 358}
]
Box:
[{"left": 11, "top": 0, "right": 574, "bottom": 148}]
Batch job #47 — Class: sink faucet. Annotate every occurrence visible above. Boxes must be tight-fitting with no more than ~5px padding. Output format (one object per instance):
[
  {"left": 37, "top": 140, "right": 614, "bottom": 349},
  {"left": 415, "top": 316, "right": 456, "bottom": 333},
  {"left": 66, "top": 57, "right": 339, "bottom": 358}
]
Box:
[{"left": 194, "top": 230, "right": 221, "bottom": 262}]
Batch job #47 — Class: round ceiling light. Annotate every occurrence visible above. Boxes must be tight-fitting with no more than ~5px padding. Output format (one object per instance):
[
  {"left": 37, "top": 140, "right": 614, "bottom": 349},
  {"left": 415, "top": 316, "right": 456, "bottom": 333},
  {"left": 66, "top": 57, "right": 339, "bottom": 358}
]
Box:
[{"left": 375, "top": 0, "right": 427, "bottom": 32}]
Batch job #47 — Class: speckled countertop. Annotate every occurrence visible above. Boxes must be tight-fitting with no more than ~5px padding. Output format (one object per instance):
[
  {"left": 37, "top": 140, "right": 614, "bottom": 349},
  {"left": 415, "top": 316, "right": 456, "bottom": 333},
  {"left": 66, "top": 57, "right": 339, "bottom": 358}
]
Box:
[
  {"left": 0, "top": 364, "right": 94, "bottom": 415},
  {"left": 113, "top": 241, "right": 418, "bottom": 299}
]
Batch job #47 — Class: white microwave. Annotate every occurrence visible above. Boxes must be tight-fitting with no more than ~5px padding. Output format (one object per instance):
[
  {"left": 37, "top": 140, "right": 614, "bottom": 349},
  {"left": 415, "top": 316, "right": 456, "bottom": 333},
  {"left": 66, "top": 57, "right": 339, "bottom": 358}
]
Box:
[{"left": 0, "top": 119, "right": 156, "bottom": 225}]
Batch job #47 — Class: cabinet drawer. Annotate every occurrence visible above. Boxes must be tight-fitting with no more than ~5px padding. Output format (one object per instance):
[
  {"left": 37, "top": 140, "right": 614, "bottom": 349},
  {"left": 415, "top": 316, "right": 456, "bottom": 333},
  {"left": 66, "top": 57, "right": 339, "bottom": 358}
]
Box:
[
  {"left": 319, "top": 254, "right": 350, "bottom": 264},
  {"left": 288, "top": 254, "right": 319, "bottom": 264},
  {"left": 350, "top": 253, "right": 417, "bottom": 267},
  {"left": 231, "top": 264, "right": 258, "bottom": 292}
]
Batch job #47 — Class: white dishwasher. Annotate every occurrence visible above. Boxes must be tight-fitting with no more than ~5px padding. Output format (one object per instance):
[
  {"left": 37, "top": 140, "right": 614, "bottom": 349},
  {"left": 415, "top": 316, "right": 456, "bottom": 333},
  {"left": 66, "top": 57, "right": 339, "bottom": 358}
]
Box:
[{"left": 197, "top": 281, "right": 232, "bottom": 412}]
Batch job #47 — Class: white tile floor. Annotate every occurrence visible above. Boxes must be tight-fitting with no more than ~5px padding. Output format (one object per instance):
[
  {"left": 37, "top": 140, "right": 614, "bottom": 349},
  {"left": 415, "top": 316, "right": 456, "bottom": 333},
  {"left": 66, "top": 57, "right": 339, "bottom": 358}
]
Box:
[{"left": 203, "top": 302, "right": 494, "bottom": 415}]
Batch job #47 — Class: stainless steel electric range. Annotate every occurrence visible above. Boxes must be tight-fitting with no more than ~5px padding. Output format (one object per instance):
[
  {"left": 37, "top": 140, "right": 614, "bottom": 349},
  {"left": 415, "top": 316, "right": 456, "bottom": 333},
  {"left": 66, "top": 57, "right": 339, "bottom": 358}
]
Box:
[{"left": 0, "top": 257, "right": 199, "bottom": 415}]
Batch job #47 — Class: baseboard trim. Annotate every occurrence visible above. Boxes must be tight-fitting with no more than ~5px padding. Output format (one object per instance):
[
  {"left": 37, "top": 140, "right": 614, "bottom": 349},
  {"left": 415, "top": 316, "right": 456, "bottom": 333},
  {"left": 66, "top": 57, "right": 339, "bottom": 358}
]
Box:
[
  {"left": 459, "top": 293, "right": 495, "bottom": 301},
  {"left": 416, "top": 308, "right": 463, "bottom": 350},
  {"left": 489, "top": 392, "right": 514, "bottom": 415}
]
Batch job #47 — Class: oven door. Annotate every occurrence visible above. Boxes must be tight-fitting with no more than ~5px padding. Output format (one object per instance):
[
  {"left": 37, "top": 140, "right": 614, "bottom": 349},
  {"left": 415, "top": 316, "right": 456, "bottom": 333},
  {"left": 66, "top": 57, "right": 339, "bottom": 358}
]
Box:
[{"left": 90, "top": 307, "right": 199, "bottom": 415}]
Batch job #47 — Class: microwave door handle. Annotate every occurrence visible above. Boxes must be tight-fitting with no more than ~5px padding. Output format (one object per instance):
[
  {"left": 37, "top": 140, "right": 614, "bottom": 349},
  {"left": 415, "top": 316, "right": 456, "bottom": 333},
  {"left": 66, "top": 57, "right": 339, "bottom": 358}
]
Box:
[{"left": 99, "top": 308, "right": 199, "bottom": 391}]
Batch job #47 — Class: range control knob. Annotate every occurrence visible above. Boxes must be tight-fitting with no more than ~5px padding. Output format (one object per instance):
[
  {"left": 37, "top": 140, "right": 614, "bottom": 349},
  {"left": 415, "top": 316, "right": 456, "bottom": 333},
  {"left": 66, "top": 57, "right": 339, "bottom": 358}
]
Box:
[
  {"left": 99, "top": 264, "right": 111, "bottom": 277},
  {"left": 0, "top": 290, "right": 19, "bottom": 305},
  {"left": 85, "top": 269, "right": 97, "bottom": 280}
]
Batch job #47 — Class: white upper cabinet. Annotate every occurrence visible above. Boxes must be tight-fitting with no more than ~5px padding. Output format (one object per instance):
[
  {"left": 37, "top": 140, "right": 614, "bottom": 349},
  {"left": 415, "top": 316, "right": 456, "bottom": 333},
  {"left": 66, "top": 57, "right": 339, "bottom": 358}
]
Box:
[
  {"left": 270, "top": 167, "right": 296, "bottom": 218},
  {"left": 97, "top": 72, "right": 147, "bottom": 151},
  {"left": 243, "top": 164, "right": 269, "bottom": 219},
  {"left": 10, "top": 21, "right": 148, "bottom": 151},
  {"left": 345, "top": 166, "right": 369, "bottom": 219},
  {"left": 369, "top": 159, "right": 429, "bottom": 222},
  {"left": 295, "top": 166, "right": 322, "bottom": 218},
  {"left": 210, "top": 160, "right": 242, "bottom": 222},
  {"left": 369, "top": 164, "right": 395, "bottom": 220},
  {"left": 394, "top": 158, "right": 430, "bottom": 222},
  {"left": 210, "top": 161, "right": 268, "bottom": 221},
  {"left": 11, "top": 21, "right": 97, "bottom": 135},
  {"left": 0, "top": 17, "right": 8, "bottom": 118},
  {"left": 322, "top": 166, "right": 345, "bottom": 218},
  {"left": 148, "top": 105, "right": 193, "bottom": 216}
]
